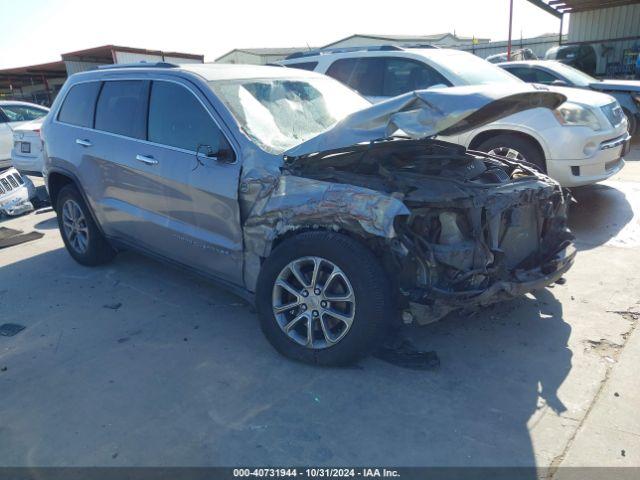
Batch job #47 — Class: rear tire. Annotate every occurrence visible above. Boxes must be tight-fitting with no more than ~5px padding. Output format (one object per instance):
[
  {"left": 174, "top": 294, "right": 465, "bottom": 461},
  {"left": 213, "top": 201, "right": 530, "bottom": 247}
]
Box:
[
  {"left": 623, "top": 109, "right": 637, "bottom": 137},
  {"left": 477, "top": 134, "right": 546, "bottom": 173},
  {"left": 256, "top": 231, "right": 395, "bottom": 366},
  {"left": 56, "top": 184, "right": 116, "bottom": 266}
]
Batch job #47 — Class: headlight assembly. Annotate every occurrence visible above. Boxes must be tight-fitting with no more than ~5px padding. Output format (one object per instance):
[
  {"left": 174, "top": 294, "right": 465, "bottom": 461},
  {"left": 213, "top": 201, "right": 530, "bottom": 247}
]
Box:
[{"left": 553, "top": 102, "right": 602, "bottom": 131}]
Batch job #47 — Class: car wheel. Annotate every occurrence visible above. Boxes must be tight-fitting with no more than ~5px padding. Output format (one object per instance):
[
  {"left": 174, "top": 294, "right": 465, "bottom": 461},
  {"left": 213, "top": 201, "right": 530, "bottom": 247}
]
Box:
[
  {"left": 56, "top": 184, "right": 116, "bottom": 266},
  {"left": 477, "top": 134, "right": 546, "bottom": 173},
  {"left": 256, "top": 231, "right": 395, "bottom": 366},
  {"left": 622, "top": 109, "right": 637, "bottom": 137}
]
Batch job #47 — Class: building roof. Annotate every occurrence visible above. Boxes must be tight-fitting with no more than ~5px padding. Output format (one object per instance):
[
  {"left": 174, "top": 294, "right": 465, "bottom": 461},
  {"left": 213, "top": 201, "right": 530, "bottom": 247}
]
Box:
[
  {"left": 215, "top": 47, "right": 316, "bottom": 61},
  {"left": 322, "top": 33, "right": 491, "bottom": 48},
  {"left": 61, "top": 44, "right": 204, "bottom": 62},
  {"left": 527, "top": 0, "right": 640, "bottom": 17},
  {"left": 0, "top": 60, "right": 67, "bottom": 90}
]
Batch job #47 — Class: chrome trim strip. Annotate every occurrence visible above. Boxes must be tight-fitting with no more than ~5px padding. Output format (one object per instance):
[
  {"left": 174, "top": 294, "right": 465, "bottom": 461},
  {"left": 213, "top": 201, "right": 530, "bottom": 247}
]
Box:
[{"left": 600, "top": 133, "right": 631, "bottom": 151}]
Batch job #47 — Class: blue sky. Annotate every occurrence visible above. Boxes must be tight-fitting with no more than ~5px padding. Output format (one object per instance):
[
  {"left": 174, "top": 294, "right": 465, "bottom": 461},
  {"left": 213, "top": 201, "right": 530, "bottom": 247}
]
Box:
[{"left": 0, "top": 0, "right": 564, "bottom": 68}]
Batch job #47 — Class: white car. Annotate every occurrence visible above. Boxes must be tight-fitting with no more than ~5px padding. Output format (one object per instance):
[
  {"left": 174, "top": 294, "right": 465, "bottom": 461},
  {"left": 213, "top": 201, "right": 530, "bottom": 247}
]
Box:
[
  {"left": 0, "top": 101, "right": 49, "bottom": 170},
  {"left": 11, "top": 118, "right": 45, "bottom": 175},
  {"left": 280, "top": 46, "right": 630, "bottom": 187}
]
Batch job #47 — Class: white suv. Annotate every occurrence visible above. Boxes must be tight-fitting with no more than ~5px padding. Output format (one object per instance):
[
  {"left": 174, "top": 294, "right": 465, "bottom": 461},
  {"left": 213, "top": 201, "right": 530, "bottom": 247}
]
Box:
[{"left": 280, "top": 46, "right": 630, "bottom": 187}]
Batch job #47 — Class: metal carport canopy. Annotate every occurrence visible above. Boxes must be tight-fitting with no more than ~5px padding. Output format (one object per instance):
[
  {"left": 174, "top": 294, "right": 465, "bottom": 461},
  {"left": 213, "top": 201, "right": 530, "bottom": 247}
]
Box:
[{"left": 527, "top": 0, "right": 640, "bottom": 17}]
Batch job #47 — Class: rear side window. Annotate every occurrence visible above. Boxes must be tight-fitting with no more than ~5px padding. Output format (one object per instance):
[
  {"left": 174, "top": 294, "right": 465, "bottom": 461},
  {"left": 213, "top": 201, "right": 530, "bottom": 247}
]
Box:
[
  {"left": 285, "top": 62, "right": 318, "bottom": 71},
  {"left": 383, "top": 58, "right": 451, "bottom": 96},
  {"left": 326, "top": 58, "right": 384, "bottom": 96},
  {"left": 148, "top": 81, "right": 222, "bottom": 152},
  {"left": 95, "top": 81, "right": 149, "bottom": 139},
  {"left": 57, "top": 82, "right": 101, "bottom": 127},
  {"left": 0, "top": 105, "right": 47, "bottom": 122}
]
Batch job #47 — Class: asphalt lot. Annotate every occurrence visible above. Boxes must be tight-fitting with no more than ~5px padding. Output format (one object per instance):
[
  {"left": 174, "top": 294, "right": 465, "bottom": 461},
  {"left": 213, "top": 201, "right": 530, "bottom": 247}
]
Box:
[{"left": 1, "top": 149, "right": 639, "bottom": 469}]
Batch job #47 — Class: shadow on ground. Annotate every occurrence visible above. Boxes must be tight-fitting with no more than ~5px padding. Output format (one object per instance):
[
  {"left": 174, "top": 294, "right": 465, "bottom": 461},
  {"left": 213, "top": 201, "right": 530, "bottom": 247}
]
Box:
[
  {"left": 569, "top": 184, "right": 634, "bottom": 250},
  {"left": 0, "top": 246, "right": 571, "bottom": 469}
]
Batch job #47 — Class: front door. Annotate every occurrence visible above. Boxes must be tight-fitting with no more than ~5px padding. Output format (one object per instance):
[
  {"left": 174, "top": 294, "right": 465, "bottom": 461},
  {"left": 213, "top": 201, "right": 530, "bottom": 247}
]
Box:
[{"left": 131, "top": 79, "right": 243, "bottom": 284}]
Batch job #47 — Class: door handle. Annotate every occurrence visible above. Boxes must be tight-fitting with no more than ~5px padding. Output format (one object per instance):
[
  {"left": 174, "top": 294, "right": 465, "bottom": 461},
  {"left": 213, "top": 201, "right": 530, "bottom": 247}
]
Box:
[
  {"left": 75, "top": 138, "right": 92, "bottom": 147},
  {"left": 136, "top": 154, "right": 158, "bottom": 165}
]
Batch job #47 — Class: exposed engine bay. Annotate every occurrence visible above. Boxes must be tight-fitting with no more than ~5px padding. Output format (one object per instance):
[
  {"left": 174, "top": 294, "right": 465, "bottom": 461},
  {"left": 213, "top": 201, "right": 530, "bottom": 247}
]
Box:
[{"left": 281, "top": 138, "right": 575, "bottom": 324}]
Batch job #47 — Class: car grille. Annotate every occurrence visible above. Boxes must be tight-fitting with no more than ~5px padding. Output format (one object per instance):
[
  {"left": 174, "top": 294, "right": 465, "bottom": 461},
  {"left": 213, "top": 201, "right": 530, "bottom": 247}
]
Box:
[
  {"left": 601, "top": 102, "right": 625, "bottom": 127},
  {"left": 0, "top": 172, "right": 24, "bottom": 195}
]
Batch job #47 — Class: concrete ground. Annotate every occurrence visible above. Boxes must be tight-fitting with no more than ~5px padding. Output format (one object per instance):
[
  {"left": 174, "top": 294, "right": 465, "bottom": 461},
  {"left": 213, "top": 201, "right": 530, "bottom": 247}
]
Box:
[{"left": 1, "top": 148, "right": 640, "bottom": 471}]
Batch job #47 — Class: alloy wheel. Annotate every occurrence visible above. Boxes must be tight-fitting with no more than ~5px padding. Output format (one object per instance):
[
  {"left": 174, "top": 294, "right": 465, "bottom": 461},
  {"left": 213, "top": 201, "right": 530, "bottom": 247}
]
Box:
[
  {"left": 272, "top": 256, "right": 356, "bottom": 349},
  {"left": 488, "top": 147, "right": 527, "bottom": 162},
  {"left": 61, "top": 199, "right": 89, "bottom": 254}
]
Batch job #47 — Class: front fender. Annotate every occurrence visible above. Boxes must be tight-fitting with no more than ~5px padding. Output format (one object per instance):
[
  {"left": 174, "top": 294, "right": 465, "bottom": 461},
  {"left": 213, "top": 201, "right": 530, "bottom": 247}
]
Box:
[{"left": 241, "top": 175, "right": 409, "bottom": 290}]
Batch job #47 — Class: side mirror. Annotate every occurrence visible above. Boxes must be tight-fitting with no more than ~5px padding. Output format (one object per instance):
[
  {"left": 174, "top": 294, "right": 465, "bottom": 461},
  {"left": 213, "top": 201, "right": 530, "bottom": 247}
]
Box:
[
  {"left": 551, "top": 79, "right": 568, "bottom": 87},
  {"left": 196, "top": 144, "right": 236, "bottom": 165}
]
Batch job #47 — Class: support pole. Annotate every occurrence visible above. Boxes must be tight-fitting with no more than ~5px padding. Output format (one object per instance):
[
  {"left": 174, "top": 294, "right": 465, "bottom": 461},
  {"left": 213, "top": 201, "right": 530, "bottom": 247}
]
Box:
[
  {"left": 507, "top": 0, "right": 514, "bottom": 61},
  {"left": 559, "top": 13, "right": 564, "bottom": 45}
]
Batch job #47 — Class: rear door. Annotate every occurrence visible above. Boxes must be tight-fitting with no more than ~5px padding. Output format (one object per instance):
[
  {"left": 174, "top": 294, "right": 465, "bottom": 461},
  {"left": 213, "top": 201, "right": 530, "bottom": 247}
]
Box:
[
  {"left": 325, "top": 57, "right": 451, "bottom": 103},
  {"left": 125, "top": 79, "right": 243, "bottom": 283}
]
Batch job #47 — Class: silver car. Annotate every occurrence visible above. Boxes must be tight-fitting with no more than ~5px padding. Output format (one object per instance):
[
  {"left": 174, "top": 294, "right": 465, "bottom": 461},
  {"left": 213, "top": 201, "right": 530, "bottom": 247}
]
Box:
[{"left": 42, "top": 63, "right": 575, "bottom": 365}]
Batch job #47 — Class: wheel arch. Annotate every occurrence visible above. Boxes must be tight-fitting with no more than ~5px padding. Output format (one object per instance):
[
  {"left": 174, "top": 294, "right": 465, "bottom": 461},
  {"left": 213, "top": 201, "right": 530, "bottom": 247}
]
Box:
[{"left": 468, "top": 129, "right": 547, "bottom": 161}]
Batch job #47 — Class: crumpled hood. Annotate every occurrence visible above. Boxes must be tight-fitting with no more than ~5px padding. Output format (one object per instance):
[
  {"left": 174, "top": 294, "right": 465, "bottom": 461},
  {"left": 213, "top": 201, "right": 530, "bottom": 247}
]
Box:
[
  {"left": 590, "top": 80, "right": 640, "bottom": 93},
  {"left": 284, "top": 84, "right": 565, "bottom": 157}
]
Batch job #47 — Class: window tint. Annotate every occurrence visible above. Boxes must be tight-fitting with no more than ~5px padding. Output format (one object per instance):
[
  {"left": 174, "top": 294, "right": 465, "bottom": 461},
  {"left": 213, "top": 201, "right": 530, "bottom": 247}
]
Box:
[
  {"left": 504, "top": 67, "right": 538, "bottom": 83},
  {"left": 95, "top": 81, "right": 149, "bottom": 139},
  {"left": 326, "top": 58, "right": 384, "bottom": 96},
  {"left": 0, "top": 105, "right": 47, "bottom": 123},
  {"left": 286, "top": 62, "right": 318, "bottom": 71},
  {"left": 383, "top": 58, "right": 450, "bottom": 96},
  {"left": 57, "top": 82, "right": 101, "bottom": 127},
  {"left": 504, "top": 67, "right": 558, "bottom": 84},
  {"left": 148, "top": 81, "right": 221, "bottom": 152}
]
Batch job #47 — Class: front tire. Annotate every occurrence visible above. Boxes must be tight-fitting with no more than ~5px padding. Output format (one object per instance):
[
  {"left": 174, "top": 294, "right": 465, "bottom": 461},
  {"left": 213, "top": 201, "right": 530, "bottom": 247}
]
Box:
[
  {"left": 256, "top": 231, "right": 395, "bottom": 366},
  {"left": 56, "top": 184, "right": 116, "bottom": 266},
  {"left": 477, "top": 134, "right": 546, "bottom": 173}
]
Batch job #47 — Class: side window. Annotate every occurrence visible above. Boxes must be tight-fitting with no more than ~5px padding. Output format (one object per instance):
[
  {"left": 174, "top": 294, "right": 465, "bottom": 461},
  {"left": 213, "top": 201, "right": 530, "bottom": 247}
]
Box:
[
  {"left": 57, "top": 82, "right": 101, "bottom": 127},
  {"left": 0, "top": 105, "right": 48, "bottom": 122},
  {"left": 533, "top": 68, "right": 559, "bottom": 84},
  {"left": 383, "top": 58, "right": 451, "bottom": 96},
  {"left": 326, "top": 58, "right": 384, "bottom": 96},
  {"left": 148, "top": 81, "right": 222, "bottom": 152},
  {"left": 504, "top": 67, "right": 538, "bottom": 83},
  {"left": 285, "top": 62, "right": 318, "bottom": 71},
  {"left": 95, "top": 81, "right": 149, "bottom": 139}
]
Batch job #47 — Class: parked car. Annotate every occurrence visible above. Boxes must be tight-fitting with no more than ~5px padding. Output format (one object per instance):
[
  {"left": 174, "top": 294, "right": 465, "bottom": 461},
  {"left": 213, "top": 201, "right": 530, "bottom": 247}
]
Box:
[
  {"left": 486, "top": 48, "right": 537, "bottom": 64},
  {"left": 498, "top": 60, "right": 640, "bottom": 136},
  {"left": 0, "top": 101, "right": 49, "bottom": 170},
  {"left": 0, "top": 167, "right": 35, "bottom": 216},
  {"left": 42, "top": 64, "right": 575, "bottom": 365},
  {"left": 544, "top": 44, "right": 597, "bottom": 76},
  {"left": 11, "top": 118, "right": 46, "bottom": 175},
  {"left": 279, "top": 46, "right": 630, "bottom": 187}
]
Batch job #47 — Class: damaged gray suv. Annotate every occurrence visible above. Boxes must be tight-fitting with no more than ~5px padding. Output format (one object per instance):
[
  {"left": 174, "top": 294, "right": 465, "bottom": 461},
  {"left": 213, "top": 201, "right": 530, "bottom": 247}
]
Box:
[{"left": 42, "top": 63, "right": 576, "bottom": 365}]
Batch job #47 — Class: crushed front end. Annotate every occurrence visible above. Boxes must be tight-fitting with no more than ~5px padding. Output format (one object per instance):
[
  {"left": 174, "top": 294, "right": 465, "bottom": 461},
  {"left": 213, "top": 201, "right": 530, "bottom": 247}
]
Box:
[{"left": 284, "top": 138, "right": 575, "bottom": 325}]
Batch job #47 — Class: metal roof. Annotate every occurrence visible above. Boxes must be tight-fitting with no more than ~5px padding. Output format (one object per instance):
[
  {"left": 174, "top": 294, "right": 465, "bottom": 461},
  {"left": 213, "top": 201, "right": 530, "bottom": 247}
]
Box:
[{"left": 527, "top": 0, "right": 640, "bottom": 17}]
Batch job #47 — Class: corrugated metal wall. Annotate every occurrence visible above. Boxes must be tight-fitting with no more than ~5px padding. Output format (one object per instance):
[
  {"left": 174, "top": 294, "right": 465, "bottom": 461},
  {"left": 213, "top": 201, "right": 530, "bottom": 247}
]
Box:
[
  {"left": 115, "top": 51, "right": 163, "bottom": 64},
  {"left": 568, "top": 4, "right": 640, "bottom": 42},
  {"left": 64, "top": 60, "right": 104, "bottom": 74},
  {"left": 567, "top": 4, "right": 640, "bottom": 75}
]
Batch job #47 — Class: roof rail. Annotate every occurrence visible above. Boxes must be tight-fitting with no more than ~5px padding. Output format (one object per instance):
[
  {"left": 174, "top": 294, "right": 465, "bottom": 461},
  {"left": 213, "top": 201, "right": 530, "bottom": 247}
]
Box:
[
  {"left": 97, "top": 62, "right": 179, "bottom": 70},
  {"left": 285, "top": 44, "right": 404, "bottom": 60}
]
